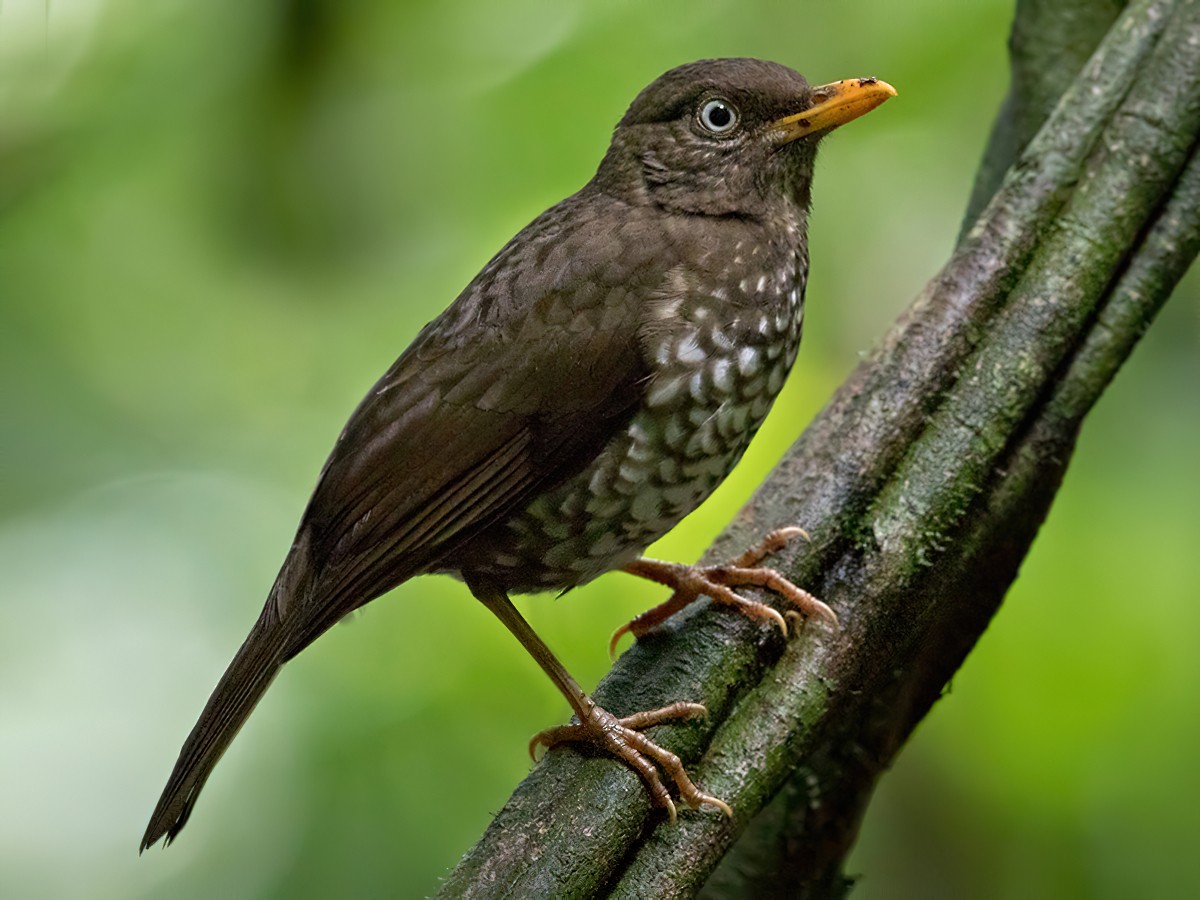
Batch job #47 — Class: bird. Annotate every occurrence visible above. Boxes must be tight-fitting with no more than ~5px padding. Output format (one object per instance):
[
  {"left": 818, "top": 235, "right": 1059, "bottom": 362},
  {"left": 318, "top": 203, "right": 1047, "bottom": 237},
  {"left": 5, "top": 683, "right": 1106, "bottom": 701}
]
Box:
[{"left": 141, "top": 57, "right": 895, "bottom": 849}]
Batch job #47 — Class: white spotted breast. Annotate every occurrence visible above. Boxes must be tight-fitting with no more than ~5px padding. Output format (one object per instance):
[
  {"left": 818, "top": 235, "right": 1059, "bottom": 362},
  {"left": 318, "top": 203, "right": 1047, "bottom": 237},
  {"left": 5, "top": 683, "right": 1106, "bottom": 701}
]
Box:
[{"left": 464, "top": 222, "right": 809, "bottom": 592}]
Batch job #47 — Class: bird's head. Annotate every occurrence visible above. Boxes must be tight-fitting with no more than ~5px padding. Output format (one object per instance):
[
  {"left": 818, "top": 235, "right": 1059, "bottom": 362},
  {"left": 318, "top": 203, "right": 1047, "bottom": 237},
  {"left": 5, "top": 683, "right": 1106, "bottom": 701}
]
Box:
[{"left": 595, "top": 58, "right": 895, "bottom": 219}]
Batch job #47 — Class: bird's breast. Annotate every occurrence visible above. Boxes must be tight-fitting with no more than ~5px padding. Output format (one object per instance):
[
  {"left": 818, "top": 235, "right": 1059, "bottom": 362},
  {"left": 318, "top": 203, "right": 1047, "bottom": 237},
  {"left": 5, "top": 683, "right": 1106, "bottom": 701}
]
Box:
[{"left": 461, "top": 241, "right": 808, "bottom": 594}]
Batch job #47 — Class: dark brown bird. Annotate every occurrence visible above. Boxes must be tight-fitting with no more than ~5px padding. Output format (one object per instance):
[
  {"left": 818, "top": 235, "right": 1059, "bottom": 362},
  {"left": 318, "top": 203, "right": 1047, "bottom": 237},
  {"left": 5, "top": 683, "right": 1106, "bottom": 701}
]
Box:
[{"left": 141, "top": 58, "right": 895, "bottom": 848}]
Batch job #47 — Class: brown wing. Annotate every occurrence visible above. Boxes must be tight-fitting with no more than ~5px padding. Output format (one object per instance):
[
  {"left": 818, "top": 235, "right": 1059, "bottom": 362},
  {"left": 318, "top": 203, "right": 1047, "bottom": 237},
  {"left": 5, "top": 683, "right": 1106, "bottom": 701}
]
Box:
[{"left": 272, "top": 190, "right": 672, "bottom": 656}]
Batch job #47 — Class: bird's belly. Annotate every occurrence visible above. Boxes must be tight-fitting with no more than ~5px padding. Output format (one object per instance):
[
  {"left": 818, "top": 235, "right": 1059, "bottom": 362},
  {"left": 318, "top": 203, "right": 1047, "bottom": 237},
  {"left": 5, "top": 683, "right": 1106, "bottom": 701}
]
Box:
[{"left": 460, "top": 312, "right": 803, "bottom": 593}]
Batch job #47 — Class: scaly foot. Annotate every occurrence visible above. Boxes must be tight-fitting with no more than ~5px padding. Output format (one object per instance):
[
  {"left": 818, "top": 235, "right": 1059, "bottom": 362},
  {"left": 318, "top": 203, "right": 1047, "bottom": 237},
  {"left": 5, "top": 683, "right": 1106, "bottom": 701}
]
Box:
[
  {"left": 611, "top": 526, "right": 837, "bottom": 658},
  {"left": 530, "top": 699, "right": 731, "bottom": 822}
]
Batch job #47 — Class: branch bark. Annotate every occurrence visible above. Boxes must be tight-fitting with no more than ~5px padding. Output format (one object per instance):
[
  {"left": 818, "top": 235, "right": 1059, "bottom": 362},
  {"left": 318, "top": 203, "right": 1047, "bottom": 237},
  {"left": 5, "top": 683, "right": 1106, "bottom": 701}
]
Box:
[
  {"left": 962, "top": 0, "right": 1127, "bottom": 230},
  {"left": 440, "top": 1, "right": 1200, "bottom": 895}
]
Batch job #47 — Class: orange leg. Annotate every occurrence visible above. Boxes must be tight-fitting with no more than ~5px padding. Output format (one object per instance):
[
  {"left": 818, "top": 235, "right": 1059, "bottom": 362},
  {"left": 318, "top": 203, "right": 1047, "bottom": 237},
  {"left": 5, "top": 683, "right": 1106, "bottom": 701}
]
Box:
[
  {"left": 611, "top": 526, "right": 837, "bottom": 658},
  {"left": 468, "top": 575, "right": 732, "bottom": 822}
]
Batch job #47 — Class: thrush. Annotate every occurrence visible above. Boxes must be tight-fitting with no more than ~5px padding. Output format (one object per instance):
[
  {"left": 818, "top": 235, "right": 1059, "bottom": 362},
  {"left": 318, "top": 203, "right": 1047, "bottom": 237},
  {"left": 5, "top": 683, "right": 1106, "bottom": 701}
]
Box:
[{"left": 141, "top": 58, "right": 895, "bottom": 848}]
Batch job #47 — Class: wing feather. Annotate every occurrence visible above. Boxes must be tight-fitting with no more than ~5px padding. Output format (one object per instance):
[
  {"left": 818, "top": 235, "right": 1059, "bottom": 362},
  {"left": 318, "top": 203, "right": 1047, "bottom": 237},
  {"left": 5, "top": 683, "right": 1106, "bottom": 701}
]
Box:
[{"left": 271, "top": 191, "right": 671, "bottom": 656}]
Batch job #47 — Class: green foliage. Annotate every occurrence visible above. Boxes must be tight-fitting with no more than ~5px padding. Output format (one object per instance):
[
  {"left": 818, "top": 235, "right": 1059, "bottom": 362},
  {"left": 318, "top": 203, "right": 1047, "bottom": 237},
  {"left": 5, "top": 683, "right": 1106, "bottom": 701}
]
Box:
[{"left": 1, "top": 1, "right": 1195, "bottom": 897}]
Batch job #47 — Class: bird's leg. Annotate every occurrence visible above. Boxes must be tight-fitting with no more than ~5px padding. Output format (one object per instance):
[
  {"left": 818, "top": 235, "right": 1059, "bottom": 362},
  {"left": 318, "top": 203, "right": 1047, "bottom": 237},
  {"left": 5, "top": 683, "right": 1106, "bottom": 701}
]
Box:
[
  {"left": 611, "top": 526, "right": 837, "bottom": 657},
  {"left": 467, "top": 575, "right": 731, "bottom": 822}
]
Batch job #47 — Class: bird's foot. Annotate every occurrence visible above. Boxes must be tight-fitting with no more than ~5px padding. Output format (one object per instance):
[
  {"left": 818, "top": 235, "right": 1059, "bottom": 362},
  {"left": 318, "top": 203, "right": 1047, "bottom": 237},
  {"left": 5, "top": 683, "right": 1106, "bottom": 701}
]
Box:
[
  {"left": 530, "top": 700, "right": 731, "bottom": 822},
  {"left": 612, "top": 526, "right": 837, "bottom": 657}
]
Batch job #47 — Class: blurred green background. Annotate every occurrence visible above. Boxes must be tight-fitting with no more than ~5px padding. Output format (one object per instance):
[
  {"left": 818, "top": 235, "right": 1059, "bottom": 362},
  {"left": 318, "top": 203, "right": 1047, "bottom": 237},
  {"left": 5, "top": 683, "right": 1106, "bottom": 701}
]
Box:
[{"left": 2, "top": 1, "right": 1197, "bottom": 897}]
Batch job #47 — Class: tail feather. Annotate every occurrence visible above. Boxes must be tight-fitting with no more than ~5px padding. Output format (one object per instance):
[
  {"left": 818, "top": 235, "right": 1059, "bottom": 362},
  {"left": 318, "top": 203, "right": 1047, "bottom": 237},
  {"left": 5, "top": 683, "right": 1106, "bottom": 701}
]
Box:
[{"left": 140, "top": 604, "right": 287, "bottom": 851}]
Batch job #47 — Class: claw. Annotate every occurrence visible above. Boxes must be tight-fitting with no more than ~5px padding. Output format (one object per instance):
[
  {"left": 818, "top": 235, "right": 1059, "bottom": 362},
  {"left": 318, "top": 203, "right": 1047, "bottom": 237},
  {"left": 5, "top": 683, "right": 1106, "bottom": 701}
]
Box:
[
  {"left": 616, "top": 525, "right": 832, "bottom": 649},
  {"left": 729, "top": 525, "right": 811, "bottom": 568},
  {"left": 530, "top": 701, "right": 729, "bottom": 821},
  {"left": 608, "top": 621, "right": 633, "bottom": 661},
  {"left": 705, "top": 794, "right": 734, "bottom": 819},
  {"left": 579, "top": 526, "right": 830, "bottom": 817},
  {"left": 475, "top": 584, "right": 730, "bottom": 824},
  {"left": 745, "top": 599, "right": 789, "bottom": 637}
]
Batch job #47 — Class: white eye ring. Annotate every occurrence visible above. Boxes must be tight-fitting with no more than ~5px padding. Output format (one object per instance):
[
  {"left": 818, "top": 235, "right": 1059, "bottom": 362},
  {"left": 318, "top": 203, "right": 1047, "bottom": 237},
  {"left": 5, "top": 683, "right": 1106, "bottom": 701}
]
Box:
[{"left": 699, "top": 98, "right": 738, "bottom": 134}]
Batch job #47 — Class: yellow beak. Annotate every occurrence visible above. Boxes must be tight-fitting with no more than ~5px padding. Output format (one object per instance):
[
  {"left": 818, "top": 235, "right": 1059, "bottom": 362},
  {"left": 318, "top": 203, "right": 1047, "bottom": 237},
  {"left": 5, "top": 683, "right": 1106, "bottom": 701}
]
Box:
[{"left": 769, "top": 77, "right": 897, "bottom": 144}]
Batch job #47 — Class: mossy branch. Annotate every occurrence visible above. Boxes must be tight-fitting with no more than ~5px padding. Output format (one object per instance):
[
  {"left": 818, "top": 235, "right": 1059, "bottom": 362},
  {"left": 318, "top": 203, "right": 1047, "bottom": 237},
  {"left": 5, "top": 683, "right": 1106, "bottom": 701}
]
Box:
[
  {"left": 962, "top": 0, "right": 1127, "bottom": 231},
  {"left": 440, "top": 1, "right": 1200, "bottom": 896}
]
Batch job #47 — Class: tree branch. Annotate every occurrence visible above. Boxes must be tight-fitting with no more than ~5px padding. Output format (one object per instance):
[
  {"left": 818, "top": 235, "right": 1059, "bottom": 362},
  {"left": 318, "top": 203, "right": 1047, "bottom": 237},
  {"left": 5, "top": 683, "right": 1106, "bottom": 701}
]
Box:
[
  {"left": 439, "top": 1, "right": 1200, "bottom": 895},
  {"left": 962, "top": 0, "right": 1126, "bottom": 230}
]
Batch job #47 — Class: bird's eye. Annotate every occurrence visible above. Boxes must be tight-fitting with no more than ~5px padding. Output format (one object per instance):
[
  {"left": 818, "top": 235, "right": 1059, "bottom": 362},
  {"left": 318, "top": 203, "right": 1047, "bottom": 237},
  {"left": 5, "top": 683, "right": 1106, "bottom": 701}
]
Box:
[{"left": 698, "top": 98, "right": 738, "bottom": 134}]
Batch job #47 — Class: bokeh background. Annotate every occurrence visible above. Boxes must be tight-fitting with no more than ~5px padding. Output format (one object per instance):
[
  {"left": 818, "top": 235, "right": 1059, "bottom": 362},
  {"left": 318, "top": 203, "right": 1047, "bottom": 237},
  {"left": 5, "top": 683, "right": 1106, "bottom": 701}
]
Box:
[{"left": 2, "top": 1, "right": 1197, "bottom": 897}]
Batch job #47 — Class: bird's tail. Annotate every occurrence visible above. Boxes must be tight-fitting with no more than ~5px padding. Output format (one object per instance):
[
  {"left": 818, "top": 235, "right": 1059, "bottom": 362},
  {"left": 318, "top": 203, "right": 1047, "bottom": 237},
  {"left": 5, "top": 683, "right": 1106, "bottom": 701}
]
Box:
[{"left": 140, "top": 601, "right": 288, "bottom": 851}]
